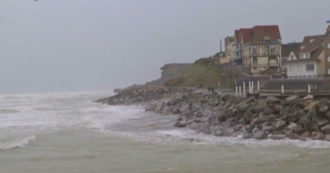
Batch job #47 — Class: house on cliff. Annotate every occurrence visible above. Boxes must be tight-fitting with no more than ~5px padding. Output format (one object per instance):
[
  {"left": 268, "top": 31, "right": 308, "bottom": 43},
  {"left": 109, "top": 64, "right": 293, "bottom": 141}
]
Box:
[
  {"left": 286, "top": 25, "right": 330, "bottom": 79},
  {"left": 219, "top": 36, "right": 235, "bottom": 64},
  {"left": 233, "top": 25, "right": 282, "bottom": 76}
]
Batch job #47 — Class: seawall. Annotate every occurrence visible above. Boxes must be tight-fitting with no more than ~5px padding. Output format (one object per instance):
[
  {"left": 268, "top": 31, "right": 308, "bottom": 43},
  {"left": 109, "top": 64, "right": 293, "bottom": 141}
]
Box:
[{"left": 97, "top": 86, "right": 330, "bottom": 141}]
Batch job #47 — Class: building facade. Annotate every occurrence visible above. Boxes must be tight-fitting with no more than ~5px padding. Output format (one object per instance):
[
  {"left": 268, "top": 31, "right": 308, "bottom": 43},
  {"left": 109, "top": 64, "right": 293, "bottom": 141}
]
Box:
[
  {"left": 324, "top": 25, "right": 330, "bottom": 75},
  {"left": 233, "top": 25, "right": 282, "bottom": 75},
  {"left": 286, "top": 25, "right": 330, "bottom": 78},
  {"left": 219, "top": 36, "right": 234, "bottom": 64}
]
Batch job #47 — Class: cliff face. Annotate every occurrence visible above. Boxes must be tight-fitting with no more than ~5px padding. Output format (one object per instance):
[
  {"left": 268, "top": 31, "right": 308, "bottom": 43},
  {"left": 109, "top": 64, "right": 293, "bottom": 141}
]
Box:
[{"left": 146, "top": 63, "right": 192, "bottom": 86}]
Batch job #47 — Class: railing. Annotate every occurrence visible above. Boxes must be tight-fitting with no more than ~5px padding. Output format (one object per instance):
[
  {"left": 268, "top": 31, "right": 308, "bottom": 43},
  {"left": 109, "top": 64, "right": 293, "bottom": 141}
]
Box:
[{"left": 287, "top": 75, "right": 323, "bottom": 80}]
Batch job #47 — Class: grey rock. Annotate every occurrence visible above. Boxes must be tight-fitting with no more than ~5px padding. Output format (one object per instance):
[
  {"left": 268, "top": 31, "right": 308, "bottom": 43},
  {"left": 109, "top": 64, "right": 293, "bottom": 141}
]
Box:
[
  {"left": 326, "top": 111, "right": 330, "bottom": 119},
  {"left": 242, "top": 133, "right": 253, "bottom": 139},
  {"left": 325, "top": 135, "right": 330, "bottom": 141},
  {"left": 301, "top": 132, "right": 311, "bottom": 138},
  {"left": 254, "top": 131, "right": 268, "bottom": 140},
  {"left": 254, "top": 101, "right": 266, "bottom": 112},
  {"left": 273, "top": 105, "right": 283, "bottom": 114},
  {"left": 321, "top": 124, "right": 330, "bottom": 134},
  {"left": 285, "top": 95, "right": 298, "bottom": 103},
  {"left": 311, "top": 132, "right": 325, "bottom": 140},
  {"left": 174, "top": 120, "right": 188, "bottom": 128},
  {"left": 270, "top": 134, "right": 286, "bottom": 140},
  {"left": 287, "top": 122, "right": 302, "bottom": 133},
  {"left": 262, "top": 124, "right": 274, "bottom": 132},
  {"left": 275, "top": 120, "right": 287, "bottom": 130},
  {"left": 266, "top": 96, "right": 281, "bottom": 104},
  {"left": 263, "top": 106, "right": 273, "bottom": 115},
  {"left": 303, "top": 95, "right": 313, "bottom": 100},
  {"left": 317, "top": 118, "right": 329, "bottom": 128},
  {"left": 318, "top": 104, "right": 328, "bottom": 113}
]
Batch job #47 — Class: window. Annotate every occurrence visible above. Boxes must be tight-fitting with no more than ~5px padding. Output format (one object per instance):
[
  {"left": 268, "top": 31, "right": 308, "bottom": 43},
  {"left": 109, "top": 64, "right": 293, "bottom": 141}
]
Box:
[
  {"left": 270, "top": 48, "right": 275, "bottom": 55},
  {"left": 328, "top": 56, "right": 330, "bottom": 62},
  {"left": 328, "top": 43, "right": 330, "bottom": 49},
  {"left": 300, "top": 53, "right": 310, "bottom": 59},
  {"left": 306, "top": 64, "right": 314, "bottom": 71},
  {"left": 269, "top": 58, "right": 278, "bottom": 65},
  {"left": 252, "top": 48, "right": 257, "bottom": 55},
  {"left": 290, "top": 55, "right": 295, "bottom": 60},
  {"left": 328, "top": 68, "right": 330, "bottom": 75},
  {"left": 253, "top": 57, "right": 258, "bottom": 64}
]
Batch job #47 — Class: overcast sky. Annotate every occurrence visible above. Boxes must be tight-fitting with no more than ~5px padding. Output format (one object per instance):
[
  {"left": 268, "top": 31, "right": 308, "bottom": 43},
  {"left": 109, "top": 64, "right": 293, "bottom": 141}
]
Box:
[{"left": 0, "top": 0, "right": 329, "bottom": 93}]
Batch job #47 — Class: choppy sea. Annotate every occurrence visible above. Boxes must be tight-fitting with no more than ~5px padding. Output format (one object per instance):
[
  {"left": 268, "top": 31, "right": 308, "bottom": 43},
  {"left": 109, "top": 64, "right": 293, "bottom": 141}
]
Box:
[{"left": 0, "top": 91, "right": 329, "bottom": 173}]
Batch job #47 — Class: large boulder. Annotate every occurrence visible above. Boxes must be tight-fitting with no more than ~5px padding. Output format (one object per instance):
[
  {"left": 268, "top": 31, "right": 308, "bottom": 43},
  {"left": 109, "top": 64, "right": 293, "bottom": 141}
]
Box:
[
  {"left": 317, "top": 103, "right": 329, "bottom": 113},
  {"left": 266, "top": 96, "right": 281, "bottom": 104},
  {"left": 275, "top": 120, "right": 287, "bottom": 130},
  {"left": 321, "top": 124, "right": 330, "bottom": 134},
  {"left": 174, "top": 118, "right": 189, "bottom": 128},
  {"left": 285, "top": 95, "right": 298, "bottom": 104},
  {"left": 262, "top": 124, "right": 274, "bottom": 132},
  {"left": 304, "top": 101, "right": 319, "bottom": 112},
  {"left": 242, "top": 133, "right": 253, "bottom": 139},
  {"left": 287, "top": 122, "right": 303, "bottom": 133},
  {"left": 270, "top": 134, "right": 286, "bottom": 140},
  {"left": 254, "top": 101, "right": 267, "bottom": 112},
  {"left": 303, "top": 95, "right": 313, "bottom": 101},
  {"left": 254, "top": 131, "right": 268, "bottom": 140},
  {"left": 325, "top": 135, "right": 330, "bottom": 141},
  {"left": 326, "top": 111, "right": 330, "bottom": 119}
]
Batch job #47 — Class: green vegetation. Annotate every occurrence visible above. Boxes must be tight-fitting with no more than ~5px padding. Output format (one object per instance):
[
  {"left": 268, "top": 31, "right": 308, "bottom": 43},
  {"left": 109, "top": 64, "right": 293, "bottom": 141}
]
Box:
[{"left": 164, "top": 58, "right": 241, "bottom": 88}]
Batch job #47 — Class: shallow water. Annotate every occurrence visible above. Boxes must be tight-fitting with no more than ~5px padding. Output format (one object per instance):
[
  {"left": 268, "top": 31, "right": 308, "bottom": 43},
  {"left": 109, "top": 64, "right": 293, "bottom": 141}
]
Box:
[{"left": 0, "top": 91, "right": 329, "bottom": 173}]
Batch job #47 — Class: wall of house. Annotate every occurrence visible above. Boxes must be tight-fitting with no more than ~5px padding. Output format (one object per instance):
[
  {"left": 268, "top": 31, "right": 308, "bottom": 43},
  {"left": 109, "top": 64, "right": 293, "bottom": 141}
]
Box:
[
  {"left": 225, "top": 37, "right": 234, "bottom": 57},
  {"left": 318, "top": 51, "right": 326, "bottom": 75},
  {"left": 287, "top": 62, "right": 318, "bottom": 78},
  {"left": 219, "top": 56, "right": 232, "bottom": 64},
  {"left": 324, "top": 26, "right": 330, "bottom": 76},
  {"left": 256, "top": 57, "right": 268, "bottom": 65}
]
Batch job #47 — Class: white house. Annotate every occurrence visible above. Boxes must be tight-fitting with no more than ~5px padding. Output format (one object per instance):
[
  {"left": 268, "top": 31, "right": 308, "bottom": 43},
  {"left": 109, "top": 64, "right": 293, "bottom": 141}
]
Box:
[{"left": 286, "top": 35, "right": 325, "bottom": 79}]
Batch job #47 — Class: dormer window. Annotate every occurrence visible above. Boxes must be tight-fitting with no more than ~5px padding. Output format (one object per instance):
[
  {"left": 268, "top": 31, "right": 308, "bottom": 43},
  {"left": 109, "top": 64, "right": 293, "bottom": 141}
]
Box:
[
  {"left": 289, "top": 55, "right": 295, "bottom": 60},
  {"left": 309, "top": 39, "right": 314, "bottom": 43},
  {"left": 300, "top": 52, "right": 310, "bottom": 59}
]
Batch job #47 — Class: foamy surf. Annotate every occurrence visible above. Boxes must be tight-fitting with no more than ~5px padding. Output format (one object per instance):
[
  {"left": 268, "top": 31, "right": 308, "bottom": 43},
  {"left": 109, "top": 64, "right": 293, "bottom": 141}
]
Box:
[
  {"left": 0, "top": 135, "right": 36, "bottom": 151},
  {"left": 0, "top": 90, "right": 329, "bottom": 152},
  {"left": 156, "top": 129, "right": 330, "bottom": 148},
  {"left": 0, "top": 91, "right": 330, "bottom": 173}
]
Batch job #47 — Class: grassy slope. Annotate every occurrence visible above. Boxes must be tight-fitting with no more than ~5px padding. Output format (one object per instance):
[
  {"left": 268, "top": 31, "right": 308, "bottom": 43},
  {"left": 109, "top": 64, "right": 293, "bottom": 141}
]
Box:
[{"left": 165, "top": 59, "right": 241, "bottom": 88}]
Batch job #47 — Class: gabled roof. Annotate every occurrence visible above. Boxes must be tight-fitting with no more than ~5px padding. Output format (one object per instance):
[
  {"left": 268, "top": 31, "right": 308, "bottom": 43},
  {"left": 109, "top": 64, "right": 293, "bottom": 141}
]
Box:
[
  {"left": 300, "top": 35, "right": 324, "bottom": 52},
  {"left": 234, "top": 25, "right": 281, "bottom": 43},
  {"left": 282, "top": 43, "right": 302, "bottom": 57},
  {"left": 286, "top": 38, "right": 324, "bottom": 64}
]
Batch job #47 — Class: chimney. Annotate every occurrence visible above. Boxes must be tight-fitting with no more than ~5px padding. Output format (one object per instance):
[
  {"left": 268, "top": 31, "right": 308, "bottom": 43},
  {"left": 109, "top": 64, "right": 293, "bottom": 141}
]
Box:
[{"left": 220, "top": 39, "right": 223, "bottom": 53}]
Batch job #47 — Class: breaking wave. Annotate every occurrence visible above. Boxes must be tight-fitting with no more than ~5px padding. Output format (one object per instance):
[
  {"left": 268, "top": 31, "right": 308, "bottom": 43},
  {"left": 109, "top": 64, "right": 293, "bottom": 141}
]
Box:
[{"left": 0, "top": 135, "right": 36, "bottom": 151}]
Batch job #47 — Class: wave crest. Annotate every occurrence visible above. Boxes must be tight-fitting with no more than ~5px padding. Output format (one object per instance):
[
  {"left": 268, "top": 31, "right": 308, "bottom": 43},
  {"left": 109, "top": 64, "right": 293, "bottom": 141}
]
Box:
[{"left": 0, "top": 135, "right": 36, "bottom": 151}]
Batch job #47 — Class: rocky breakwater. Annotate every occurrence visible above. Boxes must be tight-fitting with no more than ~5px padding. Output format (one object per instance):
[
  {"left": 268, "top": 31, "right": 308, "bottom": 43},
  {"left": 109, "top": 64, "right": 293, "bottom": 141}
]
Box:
[{"left": 97, "top": 86, "right": 330, "bottom": 141}]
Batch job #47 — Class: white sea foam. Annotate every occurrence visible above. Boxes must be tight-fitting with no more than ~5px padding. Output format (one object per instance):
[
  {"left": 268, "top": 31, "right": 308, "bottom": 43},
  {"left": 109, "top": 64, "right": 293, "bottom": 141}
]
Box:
[
  {"left": 0, "top": 90, "right": 329, "bottom": 151},
  {"left": 0, "top": 135, "right": 36, "bottom": 150},
  {"left": 156, "top": 129, "right": 330, "bottom": 148}
]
